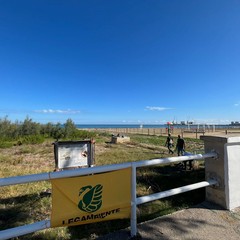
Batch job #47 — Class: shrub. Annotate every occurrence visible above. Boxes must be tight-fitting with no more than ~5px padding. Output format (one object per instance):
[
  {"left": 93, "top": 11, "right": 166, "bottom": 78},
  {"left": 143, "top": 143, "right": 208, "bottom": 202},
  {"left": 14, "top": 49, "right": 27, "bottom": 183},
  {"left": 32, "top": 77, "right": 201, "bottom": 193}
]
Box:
[
  {"left": 0, "top": 140, "right": 14, "bottom": 148},
  {"left": 18, "top": 135, "right": 45, "bottom": 145}
]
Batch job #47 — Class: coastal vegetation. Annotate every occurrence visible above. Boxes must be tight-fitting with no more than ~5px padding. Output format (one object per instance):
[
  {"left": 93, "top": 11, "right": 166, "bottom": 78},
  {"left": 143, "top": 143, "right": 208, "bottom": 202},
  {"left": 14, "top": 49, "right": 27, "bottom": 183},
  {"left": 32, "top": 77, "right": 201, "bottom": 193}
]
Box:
[
  {"left": 0, "top": 117, "right": 205, "bottom": 239},
  {"left": 0, "top": 116, "right": 96, "bottom": 148}
]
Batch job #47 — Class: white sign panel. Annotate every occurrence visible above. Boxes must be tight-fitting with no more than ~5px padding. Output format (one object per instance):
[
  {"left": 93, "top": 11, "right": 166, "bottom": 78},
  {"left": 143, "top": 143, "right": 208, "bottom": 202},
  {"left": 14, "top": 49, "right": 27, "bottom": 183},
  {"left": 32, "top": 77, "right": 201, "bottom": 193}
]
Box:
[
  {"left": 58, "top": 143, "right": 88, "bottom": 169},
  {"left": 54, "top": 140, "right": 94, "bottom": 169}
]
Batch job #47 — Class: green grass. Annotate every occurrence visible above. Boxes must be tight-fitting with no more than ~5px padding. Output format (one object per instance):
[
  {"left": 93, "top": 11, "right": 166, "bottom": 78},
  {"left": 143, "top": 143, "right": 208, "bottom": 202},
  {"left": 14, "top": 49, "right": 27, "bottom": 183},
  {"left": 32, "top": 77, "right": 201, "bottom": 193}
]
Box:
[{"left": 0, "top": 133, "right": 205, "bottom": 239}]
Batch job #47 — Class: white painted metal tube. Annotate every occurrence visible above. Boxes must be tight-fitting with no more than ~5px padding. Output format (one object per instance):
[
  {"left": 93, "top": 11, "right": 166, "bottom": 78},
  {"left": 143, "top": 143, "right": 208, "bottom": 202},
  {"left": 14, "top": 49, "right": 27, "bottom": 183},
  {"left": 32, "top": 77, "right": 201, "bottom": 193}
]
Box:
[
  {"left": 0, "top": 220, "right": 50, "bottom": 240},
  {"left": 136, "top": 179, "right": 218, "bottom": 205},
  {"left": 130, "top": 164, "right": 137, "bottom": 237},
  {"left": 0, "top": 152, "right": 217, "bottom": 187},
  {"left": 133, "top": 152, "right": 217, "bottom": 168},
  {"left": 0, "top": 162, "right": 132, "bottom": 187}
]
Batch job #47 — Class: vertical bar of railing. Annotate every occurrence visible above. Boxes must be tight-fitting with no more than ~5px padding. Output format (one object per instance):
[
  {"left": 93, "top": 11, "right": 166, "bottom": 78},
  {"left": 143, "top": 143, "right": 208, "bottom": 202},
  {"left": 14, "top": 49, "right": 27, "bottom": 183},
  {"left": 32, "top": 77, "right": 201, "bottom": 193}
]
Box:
[{"left": 131, "top": 163, "right": 137, "bottom": 237}]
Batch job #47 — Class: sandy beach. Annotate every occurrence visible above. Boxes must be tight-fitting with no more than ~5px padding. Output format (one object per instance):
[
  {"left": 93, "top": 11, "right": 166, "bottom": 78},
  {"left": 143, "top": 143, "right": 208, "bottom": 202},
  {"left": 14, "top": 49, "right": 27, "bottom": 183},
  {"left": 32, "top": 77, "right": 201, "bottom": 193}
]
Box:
[{"left": 88, "top": 127, "right": 240, "bottom": 139}]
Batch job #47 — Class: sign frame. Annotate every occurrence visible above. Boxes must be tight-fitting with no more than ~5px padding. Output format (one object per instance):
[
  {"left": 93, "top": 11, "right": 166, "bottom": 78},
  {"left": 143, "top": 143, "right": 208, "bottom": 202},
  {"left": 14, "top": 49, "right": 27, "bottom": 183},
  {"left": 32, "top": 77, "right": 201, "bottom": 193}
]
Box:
[{"left": 53, "top": 140, "right": 95, "bottom": 170}]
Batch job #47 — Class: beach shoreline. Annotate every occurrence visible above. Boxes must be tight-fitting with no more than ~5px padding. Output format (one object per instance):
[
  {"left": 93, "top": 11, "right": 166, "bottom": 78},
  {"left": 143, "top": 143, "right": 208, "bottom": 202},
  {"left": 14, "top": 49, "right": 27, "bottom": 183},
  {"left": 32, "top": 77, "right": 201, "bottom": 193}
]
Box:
[{"left": 80, "top": 127, "right": 240, "bottom": 139}]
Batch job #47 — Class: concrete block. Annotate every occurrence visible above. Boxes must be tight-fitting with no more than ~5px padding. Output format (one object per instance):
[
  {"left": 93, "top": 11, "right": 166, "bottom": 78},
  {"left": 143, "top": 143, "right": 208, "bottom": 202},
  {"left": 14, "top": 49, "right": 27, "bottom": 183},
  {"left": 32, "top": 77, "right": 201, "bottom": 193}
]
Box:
[{"left": 111, "top": 136, "right": 130, "bottom": 144}]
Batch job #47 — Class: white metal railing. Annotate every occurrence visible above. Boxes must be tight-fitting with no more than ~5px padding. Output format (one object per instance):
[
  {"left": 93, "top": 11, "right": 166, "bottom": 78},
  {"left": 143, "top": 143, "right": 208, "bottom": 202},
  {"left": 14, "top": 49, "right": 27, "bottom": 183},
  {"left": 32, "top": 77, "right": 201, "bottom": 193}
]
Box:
[{"left": 0, "top": 152, "right": 217, "bottom": 240}]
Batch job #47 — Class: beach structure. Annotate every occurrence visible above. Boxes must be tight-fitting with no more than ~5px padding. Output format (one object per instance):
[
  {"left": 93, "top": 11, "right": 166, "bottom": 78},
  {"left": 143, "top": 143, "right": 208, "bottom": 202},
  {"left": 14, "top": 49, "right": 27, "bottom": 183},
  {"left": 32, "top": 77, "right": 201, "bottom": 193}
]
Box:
[{"left": 111, "top": 134, "right": 130, "bottom": 143}]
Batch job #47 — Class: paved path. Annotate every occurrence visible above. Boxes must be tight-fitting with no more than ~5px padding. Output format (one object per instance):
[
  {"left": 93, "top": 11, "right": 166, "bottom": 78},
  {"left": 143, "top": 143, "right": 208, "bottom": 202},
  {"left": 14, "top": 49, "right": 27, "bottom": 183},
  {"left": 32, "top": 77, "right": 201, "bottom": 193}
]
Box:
[{"left": 98, "top": 202, "right": 240, "bottom": 240}]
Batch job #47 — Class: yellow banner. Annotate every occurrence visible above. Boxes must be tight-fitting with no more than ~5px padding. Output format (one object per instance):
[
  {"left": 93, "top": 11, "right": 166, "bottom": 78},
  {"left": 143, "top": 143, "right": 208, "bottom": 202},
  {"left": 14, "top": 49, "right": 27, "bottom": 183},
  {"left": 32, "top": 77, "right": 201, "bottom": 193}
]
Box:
[{"left": 51, "top": 168, "right": 131, "bottom": 227}]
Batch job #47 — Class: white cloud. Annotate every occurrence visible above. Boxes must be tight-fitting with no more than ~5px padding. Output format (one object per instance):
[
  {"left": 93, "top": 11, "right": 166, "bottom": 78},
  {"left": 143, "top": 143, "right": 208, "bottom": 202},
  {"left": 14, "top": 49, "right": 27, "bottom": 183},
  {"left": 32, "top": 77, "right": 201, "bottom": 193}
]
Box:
[
  {"left": 145, "top": 106, "right": 172, "bottom": 111},
  {"left": 234, "top": 102, "right": 240, "bottom": 107},
  {"left": 35, "top": 109, "right": 80, "bottom": 114}
]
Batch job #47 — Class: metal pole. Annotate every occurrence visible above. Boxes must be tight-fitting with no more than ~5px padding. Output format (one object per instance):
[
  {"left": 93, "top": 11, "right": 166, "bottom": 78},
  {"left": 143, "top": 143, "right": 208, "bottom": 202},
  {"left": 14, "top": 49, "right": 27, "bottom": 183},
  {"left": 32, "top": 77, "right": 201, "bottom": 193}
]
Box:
[
  {"left": 136, "top": 179, "right": 218, "bottom": 205},
  {"left": 0, "top": 153, "right": 217, "bottom": 187},
  {"left": 0, "top": 220, "right": 51, "bottom": 240},
  {"left": 0, "top": 162, "right": 132, "bottom": 187},
  {"left": 130, "top": 164, "right": 137, "bottom": 237},
  {"left": 133, "top": 152, "right": 217, "bottom": 168}
]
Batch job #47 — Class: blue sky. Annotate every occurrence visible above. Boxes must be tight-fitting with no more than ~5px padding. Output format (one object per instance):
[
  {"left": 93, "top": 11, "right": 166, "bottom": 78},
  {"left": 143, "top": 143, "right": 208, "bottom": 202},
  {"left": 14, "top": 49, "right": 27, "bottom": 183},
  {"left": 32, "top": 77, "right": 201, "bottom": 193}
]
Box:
[{"left": 0, "top": 0, "right": 239, "bottom": 125}]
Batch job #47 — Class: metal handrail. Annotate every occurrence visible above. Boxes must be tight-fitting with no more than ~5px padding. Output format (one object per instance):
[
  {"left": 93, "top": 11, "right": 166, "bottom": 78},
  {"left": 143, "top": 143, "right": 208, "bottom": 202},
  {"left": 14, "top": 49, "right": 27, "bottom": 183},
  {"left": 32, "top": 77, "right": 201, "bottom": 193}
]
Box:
[
  {"left": 0, "top": 152, "right": 216, "bottom": 187},
  {"left": 0, "top": 152, "right": 218, "bottom": 240}
]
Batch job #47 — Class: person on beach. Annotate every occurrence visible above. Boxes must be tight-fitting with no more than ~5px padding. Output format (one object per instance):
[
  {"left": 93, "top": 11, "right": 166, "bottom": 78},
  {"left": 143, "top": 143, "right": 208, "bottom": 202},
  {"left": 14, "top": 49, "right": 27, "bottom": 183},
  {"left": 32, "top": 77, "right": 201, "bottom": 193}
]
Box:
[
  {"left": 176, "top": 135, "right": 185, "bottom": 156},
  {"left": 165, "top": 133, "right": 174, "bottom": 154},
  {"left": 176, "top": 135, "right": 192, "bottom": 170}
]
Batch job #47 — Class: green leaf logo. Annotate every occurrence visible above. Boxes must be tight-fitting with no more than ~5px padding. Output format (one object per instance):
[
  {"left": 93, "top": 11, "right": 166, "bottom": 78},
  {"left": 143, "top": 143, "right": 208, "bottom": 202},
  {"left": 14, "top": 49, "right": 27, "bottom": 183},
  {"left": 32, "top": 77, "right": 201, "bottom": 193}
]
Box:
[{"left": 78, "top": 184, "right": 103, "bottom": 213}]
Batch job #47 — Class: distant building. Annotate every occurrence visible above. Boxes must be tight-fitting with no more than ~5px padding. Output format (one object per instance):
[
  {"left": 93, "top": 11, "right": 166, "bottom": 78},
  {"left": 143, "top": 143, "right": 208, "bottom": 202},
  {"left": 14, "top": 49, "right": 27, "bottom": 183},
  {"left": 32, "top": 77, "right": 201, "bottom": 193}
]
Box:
[{"left": 230, "top": 121, "right": 240, "bottom": 126}]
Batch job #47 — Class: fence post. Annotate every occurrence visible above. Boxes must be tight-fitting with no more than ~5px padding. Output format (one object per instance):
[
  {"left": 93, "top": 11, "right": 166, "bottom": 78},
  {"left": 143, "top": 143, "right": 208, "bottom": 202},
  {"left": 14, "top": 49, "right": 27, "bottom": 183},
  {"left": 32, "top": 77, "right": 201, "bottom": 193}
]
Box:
[
  {"left": 130, "top": 164, "right": 137, "bottom": 237},
  {"left": 201, "top": 135, "right": 240, "bottom": 210}
]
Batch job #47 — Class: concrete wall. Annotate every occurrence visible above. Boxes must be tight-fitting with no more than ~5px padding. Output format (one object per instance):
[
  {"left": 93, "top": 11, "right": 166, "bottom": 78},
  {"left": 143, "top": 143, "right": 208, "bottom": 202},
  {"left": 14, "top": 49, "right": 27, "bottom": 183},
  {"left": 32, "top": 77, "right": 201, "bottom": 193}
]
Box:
[
  {"left": 111, "top": 136, "right": 130, "bottom": 144},
  {"left": 201, "top": 135, "right": 240, "bottom": 210}
]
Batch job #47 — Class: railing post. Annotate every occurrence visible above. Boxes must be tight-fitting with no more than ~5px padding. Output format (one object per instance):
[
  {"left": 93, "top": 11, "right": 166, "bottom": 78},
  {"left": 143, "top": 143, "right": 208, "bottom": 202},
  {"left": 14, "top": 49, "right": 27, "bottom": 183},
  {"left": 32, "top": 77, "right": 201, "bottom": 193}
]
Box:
[
  {"left": 130, "top": 163, "right": 137, "bottom": 237},
  {"left": 201, "top": 135, "right": 240, "bottom": 210}
]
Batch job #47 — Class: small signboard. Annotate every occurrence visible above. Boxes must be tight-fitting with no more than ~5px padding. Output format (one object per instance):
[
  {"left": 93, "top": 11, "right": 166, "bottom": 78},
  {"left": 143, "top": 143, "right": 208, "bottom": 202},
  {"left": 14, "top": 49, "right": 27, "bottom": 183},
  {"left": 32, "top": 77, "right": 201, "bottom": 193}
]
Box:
[{"left": 53, "top": 140, "right": 95, "bottom": 170}]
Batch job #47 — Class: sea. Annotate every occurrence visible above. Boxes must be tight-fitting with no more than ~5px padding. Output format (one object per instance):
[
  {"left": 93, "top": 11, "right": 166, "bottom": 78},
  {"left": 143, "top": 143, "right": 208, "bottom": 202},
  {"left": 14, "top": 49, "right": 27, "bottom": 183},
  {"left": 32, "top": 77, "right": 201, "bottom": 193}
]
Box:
[
  {"left": 76, "top": 124, "right": 164, "bottom": 129},
  {"left": 76, "top": 124, "right": 232, "bottom": 129}
]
